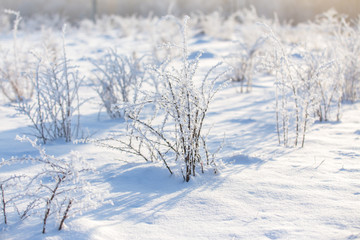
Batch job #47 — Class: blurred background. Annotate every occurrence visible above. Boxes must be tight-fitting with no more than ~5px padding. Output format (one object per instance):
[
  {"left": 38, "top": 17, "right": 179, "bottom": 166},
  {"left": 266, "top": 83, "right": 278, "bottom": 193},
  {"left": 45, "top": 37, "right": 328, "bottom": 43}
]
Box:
[{"left": 0, "top": 0, "right": 359, "bottom": 23}]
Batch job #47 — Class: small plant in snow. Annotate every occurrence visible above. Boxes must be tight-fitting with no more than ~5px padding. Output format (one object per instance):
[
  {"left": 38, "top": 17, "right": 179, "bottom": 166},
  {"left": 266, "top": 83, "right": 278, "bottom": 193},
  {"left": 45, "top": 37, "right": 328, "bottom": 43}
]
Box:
[
  {"left": 94, "top": 16, "right": 227, "bottom": 182},
  {"left": 195, "top": 11, "right": 236, "bottom": 40},
  {"left": 0, "top": 136, "right": 109, "bottom": 233},
  {"left": 306, "top": 10, "right": 360, "bottom": 103},
  {"left": 265, "top": 25, "right": 342, "bottom": 147},
  {"left": 310, "top": 52, "right": 343, "bottom": 122},
  {"left": 0, "top": 10, "right": 34, "bottom": 102},
  {"left": 226, "top": 36, "right": 267, "bottom": 93},
  {"left": 91, "top": 50, "right": 146, "bottom": 119},
  {"left": 17, "top": 25, "right": 83, "bottom": 143},
  {"left": 336, "top": 17, "right": 360, "bottom": 102},
  {"left": 151, "top": 16, "right": 184, "bottom": 62},
  {"left": 0, "top": 174, "right": 30, "bottom": 225}
]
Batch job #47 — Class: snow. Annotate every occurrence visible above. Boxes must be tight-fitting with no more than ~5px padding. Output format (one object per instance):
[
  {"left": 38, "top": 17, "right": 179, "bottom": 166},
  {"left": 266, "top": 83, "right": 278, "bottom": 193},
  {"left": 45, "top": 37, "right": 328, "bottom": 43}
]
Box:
[{"left": 1, "top": 14, "right": 360, "bottom": 240}]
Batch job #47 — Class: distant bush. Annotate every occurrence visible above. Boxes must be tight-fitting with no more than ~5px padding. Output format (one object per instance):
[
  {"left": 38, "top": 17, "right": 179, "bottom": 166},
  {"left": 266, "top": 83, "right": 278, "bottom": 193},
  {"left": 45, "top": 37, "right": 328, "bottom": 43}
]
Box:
[
  {"left": 91, "top": 50, "right": 147, "bottom": 119},
  {"left": 194, "top": 11, "right": 236, "bottom": 40},
  {"left": 226, "top": 35, "right": 267, "bottom": 93},
  {"left": 0, "top": 10, "right": 34, "bottom": 102}
]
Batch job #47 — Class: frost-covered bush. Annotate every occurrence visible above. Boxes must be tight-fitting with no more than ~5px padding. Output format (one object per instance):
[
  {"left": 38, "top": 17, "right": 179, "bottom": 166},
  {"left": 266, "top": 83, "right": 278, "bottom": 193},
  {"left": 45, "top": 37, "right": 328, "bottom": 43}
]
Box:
[
  {"left": 91, "top": 50, "right": 147, "bottom": 119},
  {"left": 78, "top": 14, "right": 158, "bottom": 38},
  {"left": 0, "top": 12, "right": 10, "bottom": 32},
  {"left": 0, "top": 175, "right": 29, "bottom": 225},
  {"left": 305, "top": 10, "right": 360, "bottom": 103},
  {"left": 39, "top": 27, "right": 62, "bottom": 63},
  {"left": 95, "top": 16, "right": 227, "bottom": 182},
  {"left": 116, "top": 15, "right": 156, "bottom": 38},
  {"left": 234, "top": 6, "right": 268, "bottom": 25},
  {"left": 0, "top": 10, "right": 34, "bottom": 102},
  {"left": 195, "top": 11, "right": 236, "bottom": 40},
  {"left": 336, "top": 18, "right": 360, "bottom": 102},
  {"left": 17, "top": 26, "right": 83, "bottom": 143},
  {"left": 265, "top": 25, "right": 343, "bottom": 147},
  {"left": 226, "top": 36, "right": 266, "bottom": 93},
  {"left": 151, "top": 16, "right": 185, "bottom": 62},
  {"left": 81, "top": 14, "right": 130, "bottom": 35},
  {"left": 311, "top": 52, "right": 343, "bottom": 122},
  {"left": 0, "top": 136, "right": 109, "bottom": 233},
  {"left": 22, "top": 14, "right": 69, "bottom": 32},
  {"left": 226, "top": 6, "right": 282, "bottom": 84}
]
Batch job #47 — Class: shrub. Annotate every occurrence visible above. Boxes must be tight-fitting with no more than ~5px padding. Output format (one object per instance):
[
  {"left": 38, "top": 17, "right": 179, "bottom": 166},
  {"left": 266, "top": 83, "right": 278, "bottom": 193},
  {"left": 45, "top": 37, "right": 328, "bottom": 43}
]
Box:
[
  {"left": 0, "top": 10, "right": 34, "bottom": 102},
  {"left": 337, "top": 17, "right": 360, "bottom": 102},
  {"left": 226, "top": 36, "right": 266, "bottom": 93},
  {"left": 91, "top": 50, "right": 147, "bottom": 119},
  {"left": 94, "top": 16, "right": 227, "bottom": 181},
  {"left": 306, "top": 10, "right": 360, "bottom": 103},
  {"left": 265, "top": 25, "right": 343, "bottom": 147},
  {"left": 0, "top": 136, "right": 109, "bottom": 233},
  {"left": 17, "top": 26, "right": 83, "bottom": 143},
  {"left": 195, "top": 11, "right": 236, "bottom": 40}
]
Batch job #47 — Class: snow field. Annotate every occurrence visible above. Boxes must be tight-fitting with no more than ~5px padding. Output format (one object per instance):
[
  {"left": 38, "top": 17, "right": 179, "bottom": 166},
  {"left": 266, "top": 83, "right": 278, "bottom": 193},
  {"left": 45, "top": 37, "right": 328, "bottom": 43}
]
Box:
[{"left": 0, "top": 11, "right": 359, "bottom": 239}]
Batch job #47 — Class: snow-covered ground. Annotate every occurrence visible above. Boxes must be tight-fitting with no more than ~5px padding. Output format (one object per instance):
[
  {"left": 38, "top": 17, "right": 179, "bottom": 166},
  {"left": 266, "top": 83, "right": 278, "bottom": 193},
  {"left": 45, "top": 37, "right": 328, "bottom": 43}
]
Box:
[{"left": 0, "top": 14, "right": 360, "bottom": 240}]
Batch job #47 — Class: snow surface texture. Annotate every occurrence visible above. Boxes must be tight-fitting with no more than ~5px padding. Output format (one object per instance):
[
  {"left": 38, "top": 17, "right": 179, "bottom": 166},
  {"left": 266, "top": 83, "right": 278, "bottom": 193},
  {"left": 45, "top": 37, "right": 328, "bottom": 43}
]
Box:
[{"left": 0, "top": 12, "right": 360, "bottom": 240}]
